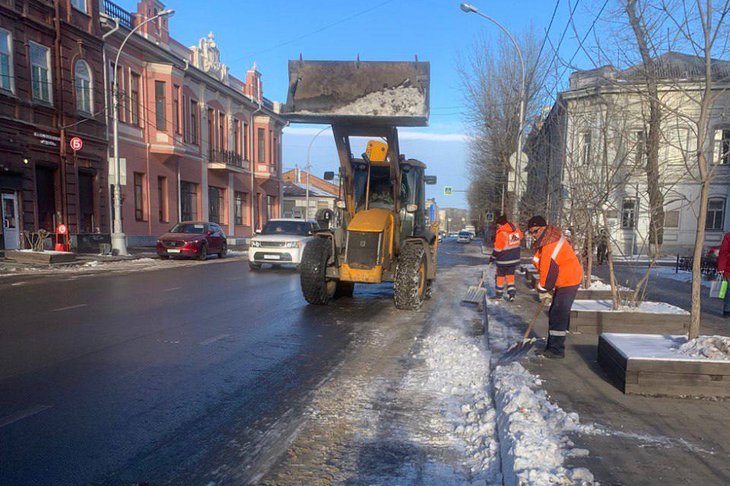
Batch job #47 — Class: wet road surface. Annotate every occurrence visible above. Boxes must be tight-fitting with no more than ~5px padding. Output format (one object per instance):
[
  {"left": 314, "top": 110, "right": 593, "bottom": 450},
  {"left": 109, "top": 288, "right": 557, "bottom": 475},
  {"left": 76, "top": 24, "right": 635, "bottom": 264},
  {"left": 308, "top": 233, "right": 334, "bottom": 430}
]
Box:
[{"left": 0, "top": 241, "right": 484, "bottom": 485}]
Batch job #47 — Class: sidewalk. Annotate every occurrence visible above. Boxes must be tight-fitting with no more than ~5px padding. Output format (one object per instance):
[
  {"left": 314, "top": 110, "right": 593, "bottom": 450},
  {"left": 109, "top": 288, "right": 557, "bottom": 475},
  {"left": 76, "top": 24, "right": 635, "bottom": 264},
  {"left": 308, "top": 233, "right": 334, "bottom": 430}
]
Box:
[{"left": 486, "top": 275, "right": 730, "bottom": 485}]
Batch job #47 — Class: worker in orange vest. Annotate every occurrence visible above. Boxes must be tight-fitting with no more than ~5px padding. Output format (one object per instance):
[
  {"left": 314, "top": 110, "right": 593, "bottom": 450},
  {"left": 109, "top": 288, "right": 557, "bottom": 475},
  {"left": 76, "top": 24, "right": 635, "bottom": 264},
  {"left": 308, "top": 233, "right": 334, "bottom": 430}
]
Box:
[
  {"left": 527, "top": 216, "right": 583, "bottom": 359},
  {"left": 490, "top": 215, "right": 523, "bottom": 301}
]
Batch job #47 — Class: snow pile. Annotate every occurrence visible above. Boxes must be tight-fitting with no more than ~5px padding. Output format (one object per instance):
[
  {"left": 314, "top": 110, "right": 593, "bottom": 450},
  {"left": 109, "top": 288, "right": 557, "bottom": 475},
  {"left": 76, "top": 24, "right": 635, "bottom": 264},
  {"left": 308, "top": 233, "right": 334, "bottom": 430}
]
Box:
[
  {"left": 493, "top": 363, "right": 594, "bottom": 486},
  {"left": 677, "top": 335, "right": 730, "bottom": 360},
  {"left": 418, "top": 325, "right": 501, "bottom": 482},
  {"left": 571, "top": 299, "right": 688, "bottom": 315},
  {"left": 650, "top": 266, "right": 712, "bottom": 288},
  {"left": 333, "top": 86, "right": 426, "bottom": 117}
]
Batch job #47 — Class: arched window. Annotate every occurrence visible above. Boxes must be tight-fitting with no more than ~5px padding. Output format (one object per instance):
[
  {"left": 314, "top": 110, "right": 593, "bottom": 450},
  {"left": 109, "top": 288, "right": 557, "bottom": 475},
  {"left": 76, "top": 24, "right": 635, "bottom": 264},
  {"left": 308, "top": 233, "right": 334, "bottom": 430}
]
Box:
[{"left": 74, "top": 60, "right": 92, "bottom": 114}]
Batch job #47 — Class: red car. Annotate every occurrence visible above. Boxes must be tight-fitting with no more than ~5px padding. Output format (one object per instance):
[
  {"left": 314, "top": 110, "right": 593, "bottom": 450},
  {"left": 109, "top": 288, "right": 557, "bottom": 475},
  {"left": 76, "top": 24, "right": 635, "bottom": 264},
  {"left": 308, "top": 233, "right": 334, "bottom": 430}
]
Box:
[{"left": 156, "top": 222, "right": 227, "bottom": 260}]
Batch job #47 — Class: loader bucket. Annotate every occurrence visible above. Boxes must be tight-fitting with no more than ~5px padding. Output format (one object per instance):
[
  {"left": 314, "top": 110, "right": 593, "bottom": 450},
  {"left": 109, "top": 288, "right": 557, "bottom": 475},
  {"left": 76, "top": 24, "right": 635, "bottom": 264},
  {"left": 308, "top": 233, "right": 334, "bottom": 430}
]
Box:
[{"left": 283, "top": 60, "right": 430, "bottom": 127}]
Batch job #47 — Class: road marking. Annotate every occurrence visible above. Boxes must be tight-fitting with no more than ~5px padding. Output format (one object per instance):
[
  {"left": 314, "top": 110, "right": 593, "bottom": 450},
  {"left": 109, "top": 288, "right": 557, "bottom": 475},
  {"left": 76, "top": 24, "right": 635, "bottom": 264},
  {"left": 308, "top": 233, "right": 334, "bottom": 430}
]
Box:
[
  {"left": 10, "top": 281, "right": 28, "bottom": 286},
  {"left": 162, "top": 287, "right": 181, "bottom": 292},
  {"left": 0, "top": 405, "right": 53, "bottom": 429},
  {"left": 51, "top": 304, "right": 88, "bottom": 312},
  {"left": 200, "top": 333, "right": 230, "bottom": 346}
]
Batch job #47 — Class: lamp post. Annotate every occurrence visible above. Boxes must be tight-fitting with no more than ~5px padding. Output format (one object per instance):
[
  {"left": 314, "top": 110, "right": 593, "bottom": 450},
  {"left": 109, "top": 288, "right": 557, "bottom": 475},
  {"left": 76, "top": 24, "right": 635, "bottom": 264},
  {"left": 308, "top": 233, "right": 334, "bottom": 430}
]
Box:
[
  {"left": 304, "top": 126, "right": 330, "bottom": 219},
  {"left": 110, "top": 8, "right": 174, "bottom": 255},
  {"left": 460, "top": 2, "right": 526, "bottom": 220}
]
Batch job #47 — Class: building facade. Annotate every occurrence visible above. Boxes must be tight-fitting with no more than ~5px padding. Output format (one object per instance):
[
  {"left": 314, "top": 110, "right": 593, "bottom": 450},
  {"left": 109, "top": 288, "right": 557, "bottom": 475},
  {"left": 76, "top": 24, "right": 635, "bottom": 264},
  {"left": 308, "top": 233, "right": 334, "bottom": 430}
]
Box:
[
  {"left": 526, "top": 53, "right": 730, "bottom": 255},
  {"left": 0, "top": 0, "right": 109, "bottom": 250},
  {"left": 281, "top": 168, "right": 338, "bottom": 219},
  {"left": 101, "top": 0, "right": 284, "bottom": 246}
]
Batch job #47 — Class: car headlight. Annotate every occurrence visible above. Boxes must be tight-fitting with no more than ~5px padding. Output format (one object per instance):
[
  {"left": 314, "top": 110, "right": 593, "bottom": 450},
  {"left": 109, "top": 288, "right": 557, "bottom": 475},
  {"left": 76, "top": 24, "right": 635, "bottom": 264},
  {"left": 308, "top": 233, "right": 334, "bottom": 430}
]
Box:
[
  {"left": 250, "top": 240, "right": 261, "bottom": 247},
  {"left": 285, "top": 241, "right": 301, "bottom": 248}
]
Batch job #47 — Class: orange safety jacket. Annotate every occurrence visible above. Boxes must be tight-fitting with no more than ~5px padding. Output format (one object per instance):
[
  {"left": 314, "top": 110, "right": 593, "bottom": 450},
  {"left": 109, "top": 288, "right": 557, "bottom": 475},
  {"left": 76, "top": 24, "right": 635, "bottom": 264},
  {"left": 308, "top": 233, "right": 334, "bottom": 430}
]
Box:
[
  {"left": 493, "top": 222, "right": 523, "bottom": 266},
  {"left": 533, "top": 235, "right": 583, "bottom": 291}
]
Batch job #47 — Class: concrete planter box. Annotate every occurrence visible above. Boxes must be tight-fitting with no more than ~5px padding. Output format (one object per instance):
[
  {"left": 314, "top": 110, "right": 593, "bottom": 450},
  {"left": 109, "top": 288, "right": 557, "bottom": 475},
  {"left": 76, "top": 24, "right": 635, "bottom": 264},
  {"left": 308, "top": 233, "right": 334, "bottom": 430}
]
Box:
[
  {"left": 598, "top": 333, "right": 730, "bottom": 398},
  {"left": 576, "top": 288, "right": 616, "bottom": 300},
  {"left": 5, "top": 250, "right": 76, "bottom": 265},
  {"left": 570, "top": 300, "right": 690, "bottom": 335}
]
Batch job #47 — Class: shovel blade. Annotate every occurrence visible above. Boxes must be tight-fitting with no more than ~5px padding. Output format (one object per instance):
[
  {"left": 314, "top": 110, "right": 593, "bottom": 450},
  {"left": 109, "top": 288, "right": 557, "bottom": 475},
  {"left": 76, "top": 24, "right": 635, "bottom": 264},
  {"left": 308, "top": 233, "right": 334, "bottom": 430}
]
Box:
[{"left": 495, "top": 338, "right": 543, "bottom": 366}]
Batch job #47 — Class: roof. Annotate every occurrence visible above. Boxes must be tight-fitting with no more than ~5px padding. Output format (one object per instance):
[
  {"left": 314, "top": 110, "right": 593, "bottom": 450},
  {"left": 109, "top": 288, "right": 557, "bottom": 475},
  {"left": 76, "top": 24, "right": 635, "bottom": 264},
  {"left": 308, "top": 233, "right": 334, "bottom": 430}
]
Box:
[{"left": 283, "top": 182, "right": 337, "bottom": 198}]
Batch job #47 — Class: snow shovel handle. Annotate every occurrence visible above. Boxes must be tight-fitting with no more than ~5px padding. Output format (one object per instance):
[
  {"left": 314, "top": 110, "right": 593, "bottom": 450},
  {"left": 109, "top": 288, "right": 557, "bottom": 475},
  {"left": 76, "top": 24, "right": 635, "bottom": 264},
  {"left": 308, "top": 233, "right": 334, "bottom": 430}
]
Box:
[{"left": 522, "top": 300, "right": 546, "bottom": 342}]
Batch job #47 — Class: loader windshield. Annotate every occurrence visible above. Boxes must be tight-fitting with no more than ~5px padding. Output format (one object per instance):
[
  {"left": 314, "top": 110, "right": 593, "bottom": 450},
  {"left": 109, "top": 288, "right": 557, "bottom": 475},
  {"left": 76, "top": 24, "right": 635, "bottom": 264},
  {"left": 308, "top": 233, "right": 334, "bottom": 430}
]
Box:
[{"left": 354, "top": 165, "right": 395, "bottom": 211}]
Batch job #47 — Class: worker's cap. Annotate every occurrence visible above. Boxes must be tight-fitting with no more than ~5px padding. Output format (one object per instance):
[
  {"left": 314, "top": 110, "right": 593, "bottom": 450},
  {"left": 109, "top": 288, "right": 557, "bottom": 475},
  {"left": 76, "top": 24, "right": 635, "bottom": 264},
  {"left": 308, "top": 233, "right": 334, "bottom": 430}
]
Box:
[
  {"left": 526, "top": 215, "right": 547, "bottom": 229},
  {"left": 496, "top": 214, "right": 508, "bottom": 225}
]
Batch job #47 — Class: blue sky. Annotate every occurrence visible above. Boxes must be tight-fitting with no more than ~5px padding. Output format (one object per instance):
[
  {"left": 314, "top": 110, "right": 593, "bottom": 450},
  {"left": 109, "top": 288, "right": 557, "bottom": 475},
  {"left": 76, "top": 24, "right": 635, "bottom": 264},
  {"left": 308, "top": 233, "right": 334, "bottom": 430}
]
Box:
[{"left": 114, "top": 0, "right": 597, "bottom": 209}]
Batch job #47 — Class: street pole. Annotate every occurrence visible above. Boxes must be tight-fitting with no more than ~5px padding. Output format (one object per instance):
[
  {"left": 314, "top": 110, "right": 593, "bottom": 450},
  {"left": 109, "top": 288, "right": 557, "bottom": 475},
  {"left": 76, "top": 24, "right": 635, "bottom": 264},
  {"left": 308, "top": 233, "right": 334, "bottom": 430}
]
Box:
[
  {"left": 460, "top": 3, "right": 526, "bottom": 220},
  {"left": 110, "top": 9, "right": 174, "bottom": 256},
  {"left": 305, "top": 126, "right": 330, "bottom": 219}
]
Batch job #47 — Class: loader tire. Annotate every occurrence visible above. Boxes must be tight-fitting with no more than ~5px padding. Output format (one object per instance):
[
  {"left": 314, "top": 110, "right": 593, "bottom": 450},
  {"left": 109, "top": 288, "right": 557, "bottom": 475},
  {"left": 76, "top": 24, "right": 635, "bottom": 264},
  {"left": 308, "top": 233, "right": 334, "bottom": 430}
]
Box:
[
  {"left": 394, "top": 242, "right": 427, "bottom": 310},
  {"left": 300, "top": 237, "right": 336, "bottom": 305},
  {"left": 334, "top": 281, "right": 354, "bottom": 298}
]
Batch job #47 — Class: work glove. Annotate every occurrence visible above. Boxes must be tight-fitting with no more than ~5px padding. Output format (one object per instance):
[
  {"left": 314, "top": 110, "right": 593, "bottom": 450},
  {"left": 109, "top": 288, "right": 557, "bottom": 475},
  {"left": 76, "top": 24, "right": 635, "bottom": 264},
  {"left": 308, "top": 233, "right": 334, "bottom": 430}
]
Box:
[
  {"left": 538, "top": 290, "right": 553, "bottom": 306},
  {"left": 489, "top": 255, "right": 495, "bottom": 264}
]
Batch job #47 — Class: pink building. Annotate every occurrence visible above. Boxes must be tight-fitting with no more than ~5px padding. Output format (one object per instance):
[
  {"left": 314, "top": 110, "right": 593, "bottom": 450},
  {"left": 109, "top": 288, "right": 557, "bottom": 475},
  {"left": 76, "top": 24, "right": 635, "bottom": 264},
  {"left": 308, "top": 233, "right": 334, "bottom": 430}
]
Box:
[{"left": 101, "top": 0, "right": 284, "bottom": 246}]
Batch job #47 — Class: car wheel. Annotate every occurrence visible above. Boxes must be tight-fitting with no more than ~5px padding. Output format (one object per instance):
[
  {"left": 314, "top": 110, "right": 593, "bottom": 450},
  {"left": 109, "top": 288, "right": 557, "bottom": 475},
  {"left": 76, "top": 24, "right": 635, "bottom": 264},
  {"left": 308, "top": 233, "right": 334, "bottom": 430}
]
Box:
[
  {"left": 248, "top": 261, "right": 261, "bottom": 271},
  {"left": 394, "top": 241, "right": 427, "bottom": 310},
  {"left": 300, "top": 237, "right": 336, "bottom": 305},
  {"left": 197, "top": 243, "right": 208, "bottom": 261},
  {"left": 219, "top": 243, "right": 227, "bottom": 258}
]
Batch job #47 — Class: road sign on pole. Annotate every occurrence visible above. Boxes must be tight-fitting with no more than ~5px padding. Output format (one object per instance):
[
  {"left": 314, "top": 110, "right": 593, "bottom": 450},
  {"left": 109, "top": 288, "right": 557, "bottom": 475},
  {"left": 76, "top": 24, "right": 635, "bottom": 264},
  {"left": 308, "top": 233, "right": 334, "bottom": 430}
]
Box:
[
  {"left": 69, "top": 137, "right": 83, "bottom": 152},
  {"left": 486, "top": 211, "right": 494, "bottom": 222},
  {"left": 444, "top": 186, "right": 453, "bottom": 196}
]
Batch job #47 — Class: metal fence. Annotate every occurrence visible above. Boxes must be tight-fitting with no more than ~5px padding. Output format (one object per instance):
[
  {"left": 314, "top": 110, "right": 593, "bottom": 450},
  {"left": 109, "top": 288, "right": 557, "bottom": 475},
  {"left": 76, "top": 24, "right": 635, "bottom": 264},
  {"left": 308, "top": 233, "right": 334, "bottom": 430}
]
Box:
[
  {"left": 101, "top": 0, "right": 134, "bottom": 30},
  {"left": 675, "top": 255, "right": 718, "bottom": 279}
]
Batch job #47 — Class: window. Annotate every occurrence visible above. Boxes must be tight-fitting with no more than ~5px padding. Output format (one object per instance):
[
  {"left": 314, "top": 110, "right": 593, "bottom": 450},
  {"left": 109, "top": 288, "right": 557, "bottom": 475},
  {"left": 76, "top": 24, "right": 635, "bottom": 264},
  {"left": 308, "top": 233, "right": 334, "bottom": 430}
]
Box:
[
  {"left": 244, "top": 122, "right": 249, "bottom": 159},
  {"left": 579, "top": 132, "right": 591, "bottom": 165},
  {"left": 664, "top": 209, "right": 680, "bottom": 228},
  {"left": 173, "top": 85, "right": 180, "bottom": 134},
  {"left": 269, "top": 130, "right": 273, "bottom": 163},
  {"left": 621, "top": 198, "right": 636, "bottom": 229},
  {"left": 130, "top": 73, "right": 140, "bottom": 125},
  {"left": 207, "top": 108, "right": 214, "bottom": 155},
  {"left": 30, "top": 42, "right": 51, "bottom": 103},
  {"left": 633, "top": 130, "right": 645, "bottom": 167},
  {"left": 180, "top": 181, "right": 197, "bottom": 221},
  {"left": 189, "top": 99, "right": 198, "bottom": 144},
  {"left": 706, "top": 198, "right": 725, "bottom": 231},
  {"left": 0, "top": 30, "right": 13, "bottom": 92},
  {"left": 218, "top": 113, "right": 225, "bottom": 151},
  {"left": 714, "top": 128, "right": 730, "bottom": 165},
  {"left": 267, "top": 195, "right": 276, "bottom": 220},
  {"left": 158, "top": 176, "right": 167, "bottom": 222},
  {"left": 155, "top": 81, "right": 166, "bottom": 131},
  {"left": 134, "top": 172, "right": 145, "bottom": 221},
  {"left": 234, "top": 191, "right": 246, "bottom": 225},
  {"left": 234, "top": 119, "right": 241, "bottom": 155},
  {"left": 208, "top": 186, "right": 223, "bottom": 224},
  {"left": 257, "top": 127, "right": 265, "bottom": 163},
  {"left": 71, "top": 0, "right": 87, "bottom": 13},
  {"left": 74, "top": 60, "right": 92, "bottom": 114}
]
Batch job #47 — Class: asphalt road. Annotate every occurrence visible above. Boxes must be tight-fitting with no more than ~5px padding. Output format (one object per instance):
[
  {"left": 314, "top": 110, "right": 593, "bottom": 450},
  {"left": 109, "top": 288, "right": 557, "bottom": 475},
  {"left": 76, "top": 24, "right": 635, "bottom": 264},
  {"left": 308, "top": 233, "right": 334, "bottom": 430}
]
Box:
[{"left": 0, "top": 240, "right": 482, "bottom": 485}]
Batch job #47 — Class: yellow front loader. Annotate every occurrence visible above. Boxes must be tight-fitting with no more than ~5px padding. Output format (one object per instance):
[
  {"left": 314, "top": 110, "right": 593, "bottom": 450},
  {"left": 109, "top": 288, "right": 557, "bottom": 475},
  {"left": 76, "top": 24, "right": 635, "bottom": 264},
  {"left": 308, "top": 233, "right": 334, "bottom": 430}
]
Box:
[{"left": 283, "top": 59, "right": 438, "bottom": 309}]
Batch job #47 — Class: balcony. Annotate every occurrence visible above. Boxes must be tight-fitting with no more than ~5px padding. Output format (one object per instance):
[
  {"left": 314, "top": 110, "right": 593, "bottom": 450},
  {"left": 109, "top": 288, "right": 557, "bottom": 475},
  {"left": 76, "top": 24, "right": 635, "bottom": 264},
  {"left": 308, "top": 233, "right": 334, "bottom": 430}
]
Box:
[
  {"left": 208, "top": 150, "right": 250, "bottom": 172},
  {"left": 100, "top": 0, "right": 134, "bottom": 30}
]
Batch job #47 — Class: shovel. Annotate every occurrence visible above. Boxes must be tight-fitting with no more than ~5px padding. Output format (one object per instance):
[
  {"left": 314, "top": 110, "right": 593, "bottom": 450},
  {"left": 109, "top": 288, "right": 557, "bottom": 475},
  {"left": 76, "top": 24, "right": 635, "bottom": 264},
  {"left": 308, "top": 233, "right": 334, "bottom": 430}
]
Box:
[
  {"left": 496, "top": 300, "right": 545, "bottom": 365},
  {"left": 462, "top": 269, "right": 488, "bottom": 304}
]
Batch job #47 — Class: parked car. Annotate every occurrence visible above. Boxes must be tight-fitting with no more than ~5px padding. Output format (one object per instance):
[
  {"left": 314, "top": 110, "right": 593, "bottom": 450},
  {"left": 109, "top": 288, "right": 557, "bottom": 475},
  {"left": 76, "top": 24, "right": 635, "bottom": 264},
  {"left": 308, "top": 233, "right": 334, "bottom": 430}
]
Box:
[
  {"left": 156, "top": 222, "right": 227, "bottom": 260},
  {"left": 248, "top": 219, "right": 319, "bottom": 270},
  {"left": 448, "top": 232, "right": 459, "bottom": 238},
  {"left": 457, "top": 231, "right": 472, "bottom": 243}
]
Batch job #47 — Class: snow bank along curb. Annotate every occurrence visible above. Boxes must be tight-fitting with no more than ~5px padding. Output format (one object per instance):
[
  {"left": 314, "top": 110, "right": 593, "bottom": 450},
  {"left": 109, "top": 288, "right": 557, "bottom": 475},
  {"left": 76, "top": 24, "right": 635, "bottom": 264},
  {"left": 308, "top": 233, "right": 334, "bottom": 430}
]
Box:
[{"left": 492, "top": 363, "right": 594, "bottom": 485}]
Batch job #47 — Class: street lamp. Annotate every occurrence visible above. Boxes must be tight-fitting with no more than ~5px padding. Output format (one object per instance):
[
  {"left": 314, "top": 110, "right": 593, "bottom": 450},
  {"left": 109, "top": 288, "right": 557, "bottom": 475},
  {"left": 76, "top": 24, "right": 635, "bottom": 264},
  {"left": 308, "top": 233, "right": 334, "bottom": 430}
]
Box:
[
  {"left": 110, "top": 8, "right": 174, "bottom": 255},
  {"left": 304, "top": 126, "right": 330, "bottom": 219},
  {"left": 460, "top": 2, "right": 526, "bottom": 220}
]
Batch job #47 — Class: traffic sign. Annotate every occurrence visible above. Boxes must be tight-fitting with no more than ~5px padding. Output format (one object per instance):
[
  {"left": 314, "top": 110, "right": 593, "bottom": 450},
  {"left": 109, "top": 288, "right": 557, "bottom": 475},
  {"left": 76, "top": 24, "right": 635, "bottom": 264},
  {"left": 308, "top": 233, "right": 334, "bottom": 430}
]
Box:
[
  {"left": 444, "top": 186, "right": 453, "bottom": 196},
  {"left": 70, "top": 137, "right": 83, "bottom": 152},
  {"left": 57, "top": 223, "right": 68, "bottom": 235},
  {"left": 486, "top": 211, "right": 494, "bottom": 222}
]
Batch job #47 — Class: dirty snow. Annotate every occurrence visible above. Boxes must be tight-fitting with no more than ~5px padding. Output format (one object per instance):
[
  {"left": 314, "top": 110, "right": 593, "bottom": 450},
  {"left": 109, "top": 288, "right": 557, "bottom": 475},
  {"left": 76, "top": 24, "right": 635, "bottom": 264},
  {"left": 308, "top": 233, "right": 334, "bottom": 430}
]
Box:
[
  {"left": 677, "top": 335, "right": 730, "bottom": 360},
  {"left": 650, "top": 266, "right": 713, "bottom": 288},
  {"left": 603, "top": 333, "right": 730, "bottom": 362},
  {"left": 571, "top": 299, "right": 688, "bottom": 314},
  {"left": 332, "top": 86, "right": 426, "bottom": 117}
]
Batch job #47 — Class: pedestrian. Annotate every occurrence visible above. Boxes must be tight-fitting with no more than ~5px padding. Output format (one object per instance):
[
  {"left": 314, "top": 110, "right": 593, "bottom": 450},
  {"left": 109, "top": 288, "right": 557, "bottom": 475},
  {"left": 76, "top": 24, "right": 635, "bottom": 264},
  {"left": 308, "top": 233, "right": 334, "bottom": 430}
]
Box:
[
  {"left": 716, "top": 230, "right": 730, "bottom": 317},
  {"left": 527, "top": 216, "right": 583, "bottom": 359},
  {"left": 596, "top": 229, "right": 608, "bottom": 266},
  {"left": 490, "top": 214, "right": 523, "bottom": 301}
]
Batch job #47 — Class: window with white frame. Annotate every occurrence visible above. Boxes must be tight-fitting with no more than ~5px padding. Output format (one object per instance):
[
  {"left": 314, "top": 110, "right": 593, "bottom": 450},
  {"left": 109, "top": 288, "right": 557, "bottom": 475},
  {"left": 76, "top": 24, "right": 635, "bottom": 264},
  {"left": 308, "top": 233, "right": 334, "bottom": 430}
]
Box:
[
  {"left": 0, "top": 29, "right": 13, "bottom": 92},
  {"left": 579, "top": 132, "right": 591, "bottom": 165},
  {"left": 71, "top": 0, "right": 87, "bottom": 13},
  {"left": 706, "top": 198, "right": 725, "bottom": 231},
  {"left": 714, "top": 128, "right": 730, "bottom": 165},
  {"left": 74, "top": 60, "right": 92, "bottom": 114},
  {"left": 30, "top": 42, "right": 51, "bottom": 103},
  {"left": 621, "top": 198, "right": 636, "bottom": 229}
]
